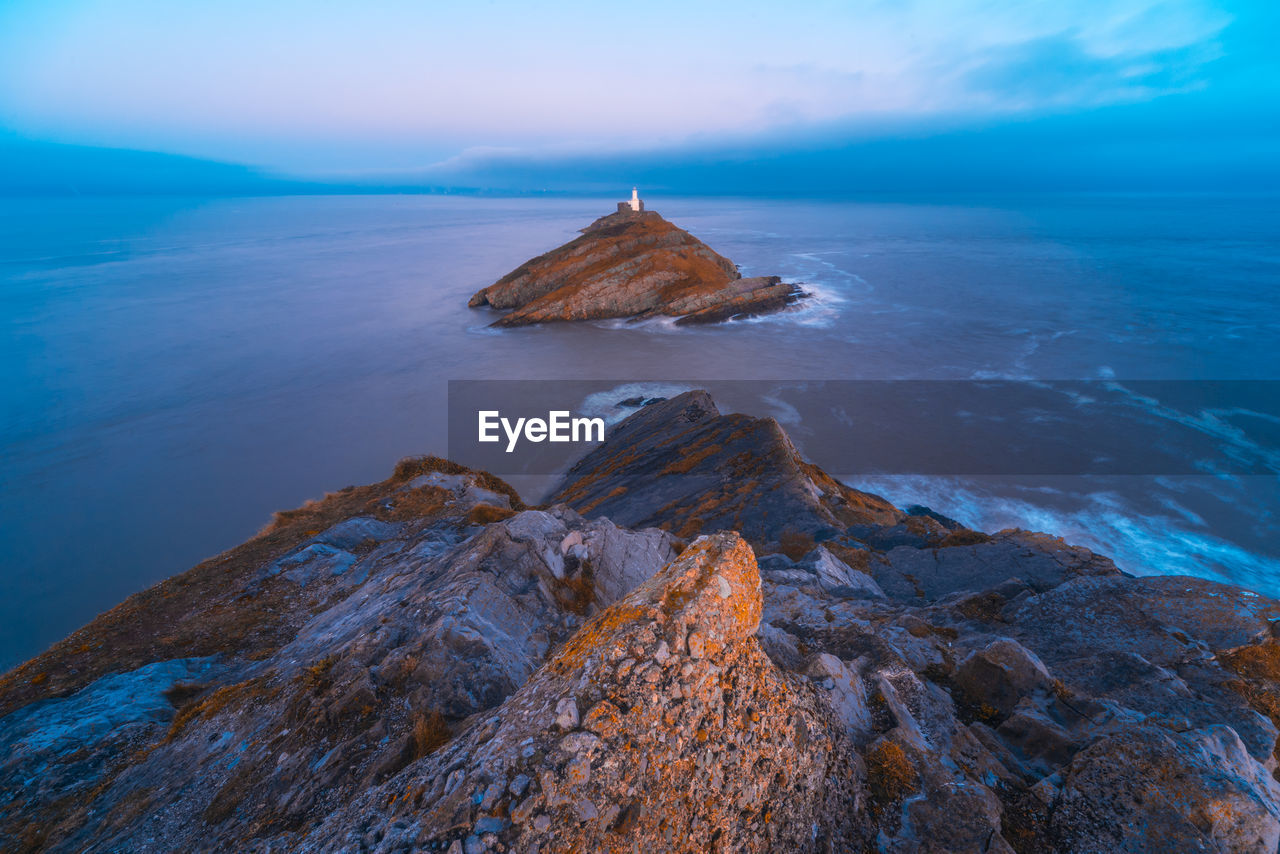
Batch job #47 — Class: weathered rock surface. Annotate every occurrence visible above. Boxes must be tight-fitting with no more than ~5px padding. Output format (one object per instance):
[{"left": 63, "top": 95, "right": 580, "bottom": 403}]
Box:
[
  {"left": 5, "top": 394, "right": 1280, "bottom": 853},
  {"left": 550, "top": 390, "right": 905, "bottom": 546},
  {"left": 304, "top": 533, "right": 862, "bottom": 852},
  {"left": 467, "top": 209, "right": 805, "bottom": 326},
  {"left": 0, "top": 460, "right": 679, "bottom": 851}
]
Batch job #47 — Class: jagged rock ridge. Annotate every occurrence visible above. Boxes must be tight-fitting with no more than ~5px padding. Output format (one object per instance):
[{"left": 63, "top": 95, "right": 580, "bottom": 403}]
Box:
[
  {"left": 550, "top": 390, "right": 905, "bottom": 546},
  {"left": 467, "top": 209, "right": 805, "bottom": 327},
  {"left": 3, "top": 394, "right": 1280, "bottom": 852}
]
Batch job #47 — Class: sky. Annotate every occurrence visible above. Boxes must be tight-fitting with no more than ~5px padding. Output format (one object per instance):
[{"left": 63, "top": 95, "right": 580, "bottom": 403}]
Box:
[{"left": 0, "top": 0, "right": 1276, "bottom": 192}]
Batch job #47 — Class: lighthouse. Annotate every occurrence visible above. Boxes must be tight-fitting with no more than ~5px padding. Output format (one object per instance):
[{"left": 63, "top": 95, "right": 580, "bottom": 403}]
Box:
[{"left": 618, "top": 187, "right": 645, "bottom": 213}]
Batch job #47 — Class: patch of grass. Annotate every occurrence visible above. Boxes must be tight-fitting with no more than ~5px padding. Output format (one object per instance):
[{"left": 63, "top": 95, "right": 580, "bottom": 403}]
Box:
[
  {"left": 797, "top": 460, "right": 903, "bottom": 527},
  {"left": 165, "top": 678, "right": 266, "bottom": 743},
  {"left": 778, "top": 530, "right": 816, "bottom": 561},
  {"left": 921, "top": 661, "right": 953, "bottom": 683},
  {"left": 823, "top": 542, "right": 877, "bottom": 576},
  {"left": 974, "top": 702, "right": 1001, "bottom": 724},
  {"left": 396, "top": 653, "right": 421, "bottom": 686},
  {"left": 556, "top": 558, "right": 596, "bottom": 616},
  {"left": 103, "top": 786, "right": 154, "bottom": 832},
  {"left": 162, "top": 681, "right": 207, "bottom": 708},
  {"left": 937, "top": 529, "right": 993, "bottom": 548},
  {"left": 675, "top": 515, "right": 705, "bottom": 540},
  {"left": 466, "top": 503, "right": 516, "bottom": 525},
  {"left": 1220, "top": 641, "right": 1280, "bottom": 681},
  {"left": 392, "top": 455, "right": 526, "bottom": 510},
  {"left": 930, "top": 624, "right": 960, "bottom": 640},
  {"left": 901, "top": 572, "right": 927, "bottom": 600},
  {"left": 864, "top": 740, "right": 919, "bottom": 813},
  {"left": 578, "top": 485, "right": 628, "bottom": 515},
  {"left": 954, "top": 591, "right": 1007, "bottom": 623},
  {"left": 7, "top": 819, "right": 48, "bottom": 854},
  {"left": 659, "top": 441, "right": 723, "bottom": 476},
  {"left": 411, "top": 709, "right": 451, "bottom": 759},
  {"left": 300, "top": 656, "right": 337, "bottom": 693},
  {"left": 1050, "top": 678, "right": 1072, "bottom": 703},
  {"left": 381, "top": 486, "right": 449, "bottom": 521}
]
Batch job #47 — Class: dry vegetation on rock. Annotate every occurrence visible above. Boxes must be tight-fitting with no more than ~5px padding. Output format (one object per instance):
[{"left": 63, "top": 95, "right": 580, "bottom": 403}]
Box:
[{"left": 3, "top": 391, "right": 1280, "bottom": 852}]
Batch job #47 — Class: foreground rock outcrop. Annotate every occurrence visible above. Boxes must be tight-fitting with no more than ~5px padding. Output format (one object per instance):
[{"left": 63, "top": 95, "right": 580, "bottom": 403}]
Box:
[
  {"left": 4, "top": 394, "right": 1280, "bottom": 852},
  {"left": 467, "top": 209, "right": 805, "bottom": 327},
  {"left": 306, "top": 533, "right": 862, "bottom": 852}
]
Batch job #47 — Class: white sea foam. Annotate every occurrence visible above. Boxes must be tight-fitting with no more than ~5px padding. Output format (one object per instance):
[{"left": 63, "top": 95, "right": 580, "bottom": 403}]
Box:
[
  {"left": 577, "top": 383, "right": 698, "bottom": 425},
  {"left": 848, "top": 474, "right": 1280, "bottom": 595},
  {"left": 465, "top": 322, "right": 509, "bottom": 336}
]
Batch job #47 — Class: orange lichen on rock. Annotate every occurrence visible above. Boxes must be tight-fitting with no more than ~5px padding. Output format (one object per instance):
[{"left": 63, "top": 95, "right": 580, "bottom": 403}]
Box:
[
  {"left": 549, "top": 535, "right": 760, "bottom": 674},
  {"left": 1220, "top": 640, "right": 1280, "bottom": 758},
  {"left": 549, "top": 603, "right": 650, "bottom": 674},
  {"left": 371, "top": 530, "right": 862, "bottom": 852}
]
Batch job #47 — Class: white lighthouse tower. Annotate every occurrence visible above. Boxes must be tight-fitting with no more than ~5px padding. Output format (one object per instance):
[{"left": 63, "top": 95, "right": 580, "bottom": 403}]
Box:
[{"left": 617, "top": 187, "right": 645, "bottom": 213}]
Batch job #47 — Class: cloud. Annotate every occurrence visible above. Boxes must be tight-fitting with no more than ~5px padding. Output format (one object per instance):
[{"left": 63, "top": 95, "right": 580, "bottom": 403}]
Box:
[
  {"left": 0, "top": 136, "right": 292, "bottom": 195},
  {"left": 403, "top": 82, "right": 1280, "bottom": 195},
  {"left": 960, "top": 30, "right": 1222, "bottom": 109},
  {"left": 0, "top": 0, "right": 1242, "bottom": 172}
]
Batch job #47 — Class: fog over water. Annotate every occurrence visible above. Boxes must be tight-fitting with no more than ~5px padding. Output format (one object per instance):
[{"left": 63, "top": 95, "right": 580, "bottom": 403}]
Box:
[{"left": 2, "top": 193, "right": 1278, "bottom": 667}]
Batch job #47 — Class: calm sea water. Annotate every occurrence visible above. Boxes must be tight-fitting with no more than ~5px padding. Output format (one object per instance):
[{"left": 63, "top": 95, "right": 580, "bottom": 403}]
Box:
[{"left": 2, "top": 193, "right": 1278, "bottom": 668}]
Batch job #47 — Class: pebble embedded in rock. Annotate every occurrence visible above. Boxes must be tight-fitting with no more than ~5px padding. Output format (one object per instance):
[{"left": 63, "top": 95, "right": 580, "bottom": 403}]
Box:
[
  {"left": 555, "top": 697, "right": 579, "bottom": 730},
  {"left": 509, "top": 773, "right": 530, "bottom": 797}
]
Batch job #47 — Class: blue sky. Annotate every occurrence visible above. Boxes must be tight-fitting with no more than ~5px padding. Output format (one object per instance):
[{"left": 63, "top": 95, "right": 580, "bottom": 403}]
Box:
[{"left": 0, "top": 0, "right": 1276, "bottom": 191}]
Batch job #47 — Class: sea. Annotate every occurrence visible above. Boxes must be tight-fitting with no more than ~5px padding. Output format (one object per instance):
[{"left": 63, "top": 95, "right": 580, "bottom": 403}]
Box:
[{"left": 2, "top": 193, "right": 1278, "bottom": 668}]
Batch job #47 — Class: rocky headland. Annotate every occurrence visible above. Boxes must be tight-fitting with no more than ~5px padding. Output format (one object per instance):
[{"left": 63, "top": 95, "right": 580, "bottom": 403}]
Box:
[
  {"left": 4, "top": 392, "right": 1280, "bottom": 852},
  {"left": 467, "top": 209, "right": 805, "bottom": 327}
]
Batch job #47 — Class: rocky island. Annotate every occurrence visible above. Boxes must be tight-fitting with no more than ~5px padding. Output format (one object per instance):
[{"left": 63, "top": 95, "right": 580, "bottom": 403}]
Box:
[
  {"left": 468, "top": 192, "right": 805, "bottom": 327},
  {"left": 4, "top": 391, "right": 1280, "bottom": 852}
]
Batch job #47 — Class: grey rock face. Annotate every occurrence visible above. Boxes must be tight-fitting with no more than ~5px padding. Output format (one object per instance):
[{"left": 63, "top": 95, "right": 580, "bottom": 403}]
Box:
[
  {"left": 1044, "top": 724, "right": 1280, "bottom": 852},
  {"left": 4, "top": 397, "right": 1280, "bottom": 853},
  {"left": 551, "top": 391, "right": 905, "bottom": 544},
  {"left": 869, "top": 529, "right": 1121, "bottom": 603},
  {"left": 0, "top": 466, "right": 675, "bottom": 852},
  {"left": 953, "top": 638, "right": 1055, "bottom": 719}
]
